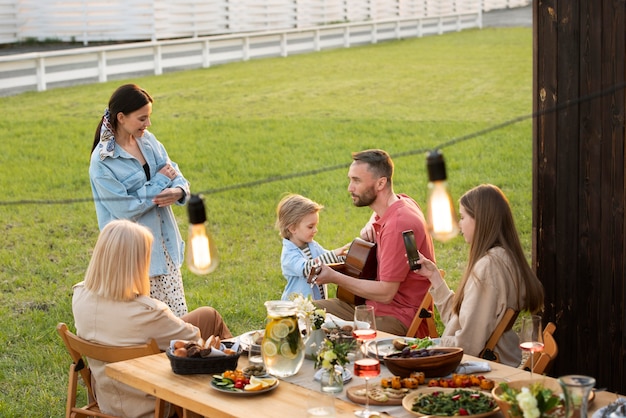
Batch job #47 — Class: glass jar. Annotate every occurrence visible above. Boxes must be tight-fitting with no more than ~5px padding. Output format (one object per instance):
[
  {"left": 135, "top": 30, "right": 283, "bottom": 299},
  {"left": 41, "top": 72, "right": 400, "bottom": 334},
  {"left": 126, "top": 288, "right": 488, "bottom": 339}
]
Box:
[
  {"left": 262, "top": 300, "right": 305, "bottom": 377},
  {"left": 559, "top": 375, "right": 596, "bottom": 418},
  {"left": 320, "top": 367, "right": 344, "bottom": 393}
]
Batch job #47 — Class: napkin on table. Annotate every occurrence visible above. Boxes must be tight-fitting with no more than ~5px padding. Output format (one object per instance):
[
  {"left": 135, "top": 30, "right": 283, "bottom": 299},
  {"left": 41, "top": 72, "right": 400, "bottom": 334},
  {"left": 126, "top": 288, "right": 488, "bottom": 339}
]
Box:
[
  {"left": 323, "top": 313, "right": 353, "bottom": 329},
  {"left": 323, "top": 313, "right": 371, "bottom": 330},
  {"left": 455, "top": 361, "right": 491, "bottom": 374}
]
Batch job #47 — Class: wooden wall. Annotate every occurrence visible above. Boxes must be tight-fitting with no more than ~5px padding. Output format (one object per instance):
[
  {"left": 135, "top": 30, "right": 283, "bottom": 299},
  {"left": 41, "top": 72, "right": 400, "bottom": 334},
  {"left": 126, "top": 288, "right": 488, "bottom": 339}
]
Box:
[{"left": 533, "top": 0, "right": 626, "bottom": 393}]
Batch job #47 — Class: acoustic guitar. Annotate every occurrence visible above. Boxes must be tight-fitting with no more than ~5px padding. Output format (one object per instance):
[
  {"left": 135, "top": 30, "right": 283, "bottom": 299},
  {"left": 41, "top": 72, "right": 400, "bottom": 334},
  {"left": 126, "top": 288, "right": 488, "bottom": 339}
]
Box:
[{"left": 328, "top": 237, "right": 377, "bottom": 306}]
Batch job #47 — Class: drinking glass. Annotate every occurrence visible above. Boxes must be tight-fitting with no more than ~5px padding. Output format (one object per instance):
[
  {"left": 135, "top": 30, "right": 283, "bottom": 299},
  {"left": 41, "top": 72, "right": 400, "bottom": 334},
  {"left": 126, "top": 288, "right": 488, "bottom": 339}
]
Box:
[
  {"left": 353, "top": 305, "right": 380, "bottom": 417},
  {"left": 307, "top": 391, "right": 336, "bottom": 417},
  {"left": 353, "top": 305, "right": 377, "bottom": 341},
  {"left": 248, "top": 343, "right": 264, "bottom": 369},
  {"left": 559, "top": 375, "right": 596, "bottom": 418},
  {"left": 518, "top": 314, "right": 544, "bottom": 378}
]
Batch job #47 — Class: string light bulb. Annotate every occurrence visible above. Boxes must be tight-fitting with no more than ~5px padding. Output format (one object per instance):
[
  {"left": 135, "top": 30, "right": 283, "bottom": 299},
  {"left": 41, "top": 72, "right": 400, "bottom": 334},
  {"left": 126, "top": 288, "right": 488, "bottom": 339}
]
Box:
[
  {"left": 186, "top": 194, "right": 219, "bottom": 275},
  {"left": 426, "top": 150, "right": 459, "bottom": 242}
]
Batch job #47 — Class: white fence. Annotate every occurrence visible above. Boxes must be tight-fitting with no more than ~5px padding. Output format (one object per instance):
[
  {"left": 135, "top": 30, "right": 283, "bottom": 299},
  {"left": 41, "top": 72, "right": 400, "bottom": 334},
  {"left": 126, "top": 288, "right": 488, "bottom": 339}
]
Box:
[
  {"left": 0, "top": 0, "right": 528, "bottom": 45},
  {"left": 0, "top": 11, "right": 482, "bottom": 96}
]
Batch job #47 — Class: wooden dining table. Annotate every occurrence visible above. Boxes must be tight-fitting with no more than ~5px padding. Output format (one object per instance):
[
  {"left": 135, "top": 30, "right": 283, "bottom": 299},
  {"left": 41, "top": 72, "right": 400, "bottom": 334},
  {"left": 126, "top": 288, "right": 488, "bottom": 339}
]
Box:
[{"left": 105, "top": 332, "right": 622, "bottom": 418}]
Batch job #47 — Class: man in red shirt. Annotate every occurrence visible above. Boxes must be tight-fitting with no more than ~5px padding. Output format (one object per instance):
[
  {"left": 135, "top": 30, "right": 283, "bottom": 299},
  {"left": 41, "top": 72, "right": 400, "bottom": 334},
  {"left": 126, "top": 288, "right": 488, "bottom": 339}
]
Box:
[{"left": 313, "top": 149, "right": 436, "bottom": 337}]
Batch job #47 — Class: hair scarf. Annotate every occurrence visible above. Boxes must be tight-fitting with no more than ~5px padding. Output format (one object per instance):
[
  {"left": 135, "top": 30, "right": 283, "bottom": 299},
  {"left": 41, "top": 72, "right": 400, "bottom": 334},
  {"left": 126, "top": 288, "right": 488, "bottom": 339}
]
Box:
[{"left": 97, "top": 108, "right": 116, "bottom": 160}]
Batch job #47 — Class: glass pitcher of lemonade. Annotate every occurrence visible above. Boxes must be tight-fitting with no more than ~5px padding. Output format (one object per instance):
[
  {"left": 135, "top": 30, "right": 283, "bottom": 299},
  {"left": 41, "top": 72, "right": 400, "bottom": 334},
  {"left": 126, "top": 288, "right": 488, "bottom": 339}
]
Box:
[{"left": 262, "top": 300, "right": 305, "bottom": 377}]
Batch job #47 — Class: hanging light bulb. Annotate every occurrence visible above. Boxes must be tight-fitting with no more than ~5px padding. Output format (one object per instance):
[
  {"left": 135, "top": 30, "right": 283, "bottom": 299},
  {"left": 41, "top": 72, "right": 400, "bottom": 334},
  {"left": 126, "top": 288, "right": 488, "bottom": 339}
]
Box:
[
  {"left": 186, "top": 194, "right": 219, "bottom": 275},
  {"left": 426, "top": 150, "right": 459, "bottom": 242}
]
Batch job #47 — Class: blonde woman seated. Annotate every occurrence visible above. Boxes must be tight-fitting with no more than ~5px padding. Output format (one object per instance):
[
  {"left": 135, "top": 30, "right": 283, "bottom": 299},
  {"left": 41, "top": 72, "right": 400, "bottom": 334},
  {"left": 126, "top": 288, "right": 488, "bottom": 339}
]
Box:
[
  {"left": 417, "top": 184, "right": 544, "bottom": 367},
  {"left": 72, "top": 219, "right": 232, "bottom": 418}
]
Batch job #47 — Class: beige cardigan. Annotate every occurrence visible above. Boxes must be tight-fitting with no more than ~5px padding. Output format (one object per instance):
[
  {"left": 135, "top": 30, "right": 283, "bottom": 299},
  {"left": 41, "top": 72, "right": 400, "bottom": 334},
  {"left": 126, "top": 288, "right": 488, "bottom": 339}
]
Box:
[
  {"left": 431, "top": 247, "right": 526, "bottom": 367},
  {"left": 72, "top": 282, "right": 200, "bottom": 418}
]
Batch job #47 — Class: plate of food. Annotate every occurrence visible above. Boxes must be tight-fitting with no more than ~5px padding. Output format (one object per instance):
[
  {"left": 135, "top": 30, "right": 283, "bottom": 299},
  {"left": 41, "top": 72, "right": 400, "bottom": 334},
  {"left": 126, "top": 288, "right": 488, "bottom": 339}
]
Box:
[
  {"left": 314, "top": 367, "right": 353, "bottom": 384},
  {"left": 370, "top": 337, "right": 439, "bottom": 358},
  {"left": 347, "top": 376, "right": 421, "bottom": 406},
  {"left": 592, "top": 398, "right": 626, "bottom": 418},
  {"left": 239, "top": 330, "right": 264, "bottom": 351},
  {"left": 402, "top": 386, "right": 499, "bottom": 417},
  {"left": 210, "top": 371, "right": 279, "bottom": 396}
]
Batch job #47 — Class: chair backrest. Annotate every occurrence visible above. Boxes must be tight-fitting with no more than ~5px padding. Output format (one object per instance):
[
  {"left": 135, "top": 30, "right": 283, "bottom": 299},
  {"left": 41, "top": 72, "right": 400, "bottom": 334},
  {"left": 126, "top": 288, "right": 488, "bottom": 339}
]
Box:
[
  {"left": 522, "top": 321, "right": 558, "bottom": 375},
  {"left": 406, "top": 292, "right": 439, "bottom": 339},
  {"left": 56, "top": 322, "right": 161, "bottom": 418},
  {"left": 479, "top": 307, "right": 519, "bottom": 362}
]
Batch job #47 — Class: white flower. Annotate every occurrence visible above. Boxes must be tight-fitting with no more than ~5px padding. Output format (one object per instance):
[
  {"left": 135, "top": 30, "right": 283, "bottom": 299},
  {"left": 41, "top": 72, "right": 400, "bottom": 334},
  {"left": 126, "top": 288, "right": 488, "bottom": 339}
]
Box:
[
  {"left": 291, "top": 293, "right": 315, "bottom": 316},
  {"left": 517, "top": 387, "right": 540, "bottom": 418},
  {"left": 290, "top": 293, "right": 326, "bottom": 330}
]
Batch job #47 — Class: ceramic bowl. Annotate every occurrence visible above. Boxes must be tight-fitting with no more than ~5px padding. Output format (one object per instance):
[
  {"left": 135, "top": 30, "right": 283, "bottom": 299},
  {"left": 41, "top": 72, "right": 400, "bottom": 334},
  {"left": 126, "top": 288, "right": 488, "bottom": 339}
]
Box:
[{"left": 383, "top": 347, "right": 463, "bottom": 378}]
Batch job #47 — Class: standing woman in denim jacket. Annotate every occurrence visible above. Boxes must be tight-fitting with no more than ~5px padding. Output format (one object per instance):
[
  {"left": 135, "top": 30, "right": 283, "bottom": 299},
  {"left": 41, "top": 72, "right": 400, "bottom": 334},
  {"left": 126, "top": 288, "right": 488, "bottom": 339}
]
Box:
[{"left": 89, "top": 84, "right": 190, "bottom": 317}]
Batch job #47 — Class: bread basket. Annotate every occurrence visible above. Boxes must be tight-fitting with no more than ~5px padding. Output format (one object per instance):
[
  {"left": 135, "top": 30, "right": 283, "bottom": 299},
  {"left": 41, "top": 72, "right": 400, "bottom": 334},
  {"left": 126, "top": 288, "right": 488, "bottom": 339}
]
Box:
[{"left": 166, "top": 341, "right": 241, "bottom": 375}]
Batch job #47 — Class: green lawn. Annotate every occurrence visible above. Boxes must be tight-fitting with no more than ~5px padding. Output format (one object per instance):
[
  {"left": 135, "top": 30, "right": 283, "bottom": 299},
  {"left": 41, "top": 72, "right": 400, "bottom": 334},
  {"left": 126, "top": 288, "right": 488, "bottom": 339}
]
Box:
[{"left": 0, "top": 27, "right": 532, "bottom": 416}]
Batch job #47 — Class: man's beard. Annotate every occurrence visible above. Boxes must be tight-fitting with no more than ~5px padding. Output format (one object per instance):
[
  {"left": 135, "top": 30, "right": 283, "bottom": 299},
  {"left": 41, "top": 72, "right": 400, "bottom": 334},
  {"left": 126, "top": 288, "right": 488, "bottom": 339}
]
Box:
[{"left": 351, "top": 188, "right": 376, "bottom": 207}]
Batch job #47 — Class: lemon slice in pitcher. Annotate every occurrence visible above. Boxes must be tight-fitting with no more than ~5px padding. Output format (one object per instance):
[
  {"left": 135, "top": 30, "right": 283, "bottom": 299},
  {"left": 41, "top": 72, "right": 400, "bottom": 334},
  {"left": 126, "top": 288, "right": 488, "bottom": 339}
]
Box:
[
  {"left": 280, "top": 318, "right": 296, "bottom": 332},
  {"left": 270, "top": 322, "right": 289, "bottom": 339},
  {"left": 280, "top": 342, "right": 297, "bottom": 359},
  {"left": 262, "top": 340, "right": 278, "bottom": 357}
]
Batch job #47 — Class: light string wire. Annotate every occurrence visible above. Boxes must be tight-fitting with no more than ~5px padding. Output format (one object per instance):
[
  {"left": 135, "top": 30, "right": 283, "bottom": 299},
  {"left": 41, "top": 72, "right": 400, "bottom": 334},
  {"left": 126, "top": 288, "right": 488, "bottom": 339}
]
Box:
[{"left": 0, "top": 81, "right": 623, "bottom": 207}]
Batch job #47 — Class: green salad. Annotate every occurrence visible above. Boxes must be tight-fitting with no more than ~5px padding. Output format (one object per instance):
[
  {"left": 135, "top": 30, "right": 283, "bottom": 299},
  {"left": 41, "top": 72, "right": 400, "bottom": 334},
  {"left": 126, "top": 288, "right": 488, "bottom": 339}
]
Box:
[{"left": 412, "top": 389, "right": 497, "bottom": 416}]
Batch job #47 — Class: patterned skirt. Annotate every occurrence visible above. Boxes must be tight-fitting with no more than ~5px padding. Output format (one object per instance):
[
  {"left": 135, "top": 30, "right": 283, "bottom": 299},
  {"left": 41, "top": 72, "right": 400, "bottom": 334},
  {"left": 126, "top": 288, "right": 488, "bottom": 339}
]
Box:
[{"left": 150, "top": 240, "right": 188, "bottom": 317}]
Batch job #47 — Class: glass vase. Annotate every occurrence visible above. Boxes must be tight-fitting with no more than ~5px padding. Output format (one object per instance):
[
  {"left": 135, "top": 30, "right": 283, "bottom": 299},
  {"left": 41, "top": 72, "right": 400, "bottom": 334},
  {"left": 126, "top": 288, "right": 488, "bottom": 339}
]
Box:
[
  {"left": 320, "top": 367, "right": 344, "bottom": 393},
  {"left": 558, "top": 375, "right": 596, "bottom": 418}
]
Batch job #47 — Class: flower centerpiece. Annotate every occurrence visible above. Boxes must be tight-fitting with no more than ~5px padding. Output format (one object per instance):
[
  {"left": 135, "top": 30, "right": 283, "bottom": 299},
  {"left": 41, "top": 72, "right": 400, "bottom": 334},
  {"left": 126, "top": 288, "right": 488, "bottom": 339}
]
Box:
[
  {"left": 313, "top": 334, "right": 354, "bottom": 393},
  {"left": 290, "top": 293, "right": 325, "bottom": 330},
  {"left": 290, "top": 293, "right": 327, "bottom": 358},
  {"left": 494, "top": 380, "right": 563, "bottom": 418}
]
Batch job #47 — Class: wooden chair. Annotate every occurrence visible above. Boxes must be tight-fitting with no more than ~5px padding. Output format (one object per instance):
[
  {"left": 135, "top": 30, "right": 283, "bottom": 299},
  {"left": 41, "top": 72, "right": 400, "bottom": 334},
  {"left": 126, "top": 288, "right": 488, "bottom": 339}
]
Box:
[
  {"left": 406, "top": 269, "right": 448, "bottom": 339},
  {"left": 478, "top": 307, "right": 519, "bottom": 362},
  {"left": 521, "top": 321, "right": 558, "bottom": 375},
  {"left": 406, "top": 292, "right": 439, "bottom": 338},
  {"left": 56, "top": 322, "right": 165, "bottom": 418}
]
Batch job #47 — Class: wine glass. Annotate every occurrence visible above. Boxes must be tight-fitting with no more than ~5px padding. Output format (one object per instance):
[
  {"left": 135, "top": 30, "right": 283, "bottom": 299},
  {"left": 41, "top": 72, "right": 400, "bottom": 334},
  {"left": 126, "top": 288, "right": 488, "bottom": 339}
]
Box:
[
  {"left": 353, "top": 305, "right": 380, "bottom": 417},
  {"left": 519, "top": 314, "right": 544, "bottom": 379},
  {"left": 353, "top": 305, "right": 377, "bottom": 341}
]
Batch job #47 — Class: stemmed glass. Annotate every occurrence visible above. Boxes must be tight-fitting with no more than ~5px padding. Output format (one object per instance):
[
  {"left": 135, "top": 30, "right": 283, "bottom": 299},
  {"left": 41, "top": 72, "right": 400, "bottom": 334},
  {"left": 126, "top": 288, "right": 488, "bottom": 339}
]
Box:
[
  {"left": 518, "top": 314, "right": 544, "bottom": 379},
  {"left": 353, "top": 305, "right": 380, "bottom": 418}
]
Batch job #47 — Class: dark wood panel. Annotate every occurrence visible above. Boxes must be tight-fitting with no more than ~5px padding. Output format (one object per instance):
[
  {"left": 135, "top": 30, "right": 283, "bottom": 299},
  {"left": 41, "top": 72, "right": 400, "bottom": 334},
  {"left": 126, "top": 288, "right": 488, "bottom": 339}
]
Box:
[{"left": 534, "top": 0, "right": 626, "bottom": 394}]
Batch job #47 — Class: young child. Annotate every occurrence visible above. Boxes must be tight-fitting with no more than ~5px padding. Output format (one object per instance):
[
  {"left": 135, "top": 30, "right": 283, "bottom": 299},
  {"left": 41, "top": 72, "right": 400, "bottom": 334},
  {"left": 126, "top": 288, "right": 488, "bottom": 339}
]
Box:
[{"left": 275, "top": 194, "right": 349, "bottom": 300}]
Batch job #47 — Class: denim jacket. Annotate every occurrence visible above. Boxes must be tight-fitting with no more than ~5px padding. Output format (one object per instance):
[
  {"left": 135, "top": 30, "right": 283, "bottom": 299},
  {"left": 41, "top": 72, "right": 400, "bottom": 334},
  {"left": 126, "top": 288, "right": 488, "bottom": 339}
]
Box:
[
  {"left": 280, "top": 238, "right": 330, "bottom": 300},
  {"left": 89, "top": 130, "right": 190, "bottom": 276}
]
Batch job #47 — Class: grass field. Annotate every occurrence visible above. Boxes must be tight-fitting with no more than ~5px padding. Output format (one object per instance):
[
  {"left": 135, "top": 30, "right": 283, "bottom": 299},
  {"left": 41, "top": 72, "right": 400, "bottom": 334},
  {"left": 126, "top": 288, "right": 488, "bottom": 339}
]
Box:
[{"left": 0, "top": 26, "right": 532, "bottom": 416}]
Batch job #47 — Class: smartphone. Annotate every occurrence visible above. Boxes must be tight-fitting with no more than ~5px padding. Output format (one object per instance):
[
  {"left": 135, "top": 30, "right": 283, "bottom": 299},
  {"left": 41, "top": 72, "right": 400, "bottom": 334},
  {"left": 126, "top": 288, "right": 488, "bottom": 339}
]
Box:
[{"left": 402, "top": 230, "right": 421, "bottom": 270}]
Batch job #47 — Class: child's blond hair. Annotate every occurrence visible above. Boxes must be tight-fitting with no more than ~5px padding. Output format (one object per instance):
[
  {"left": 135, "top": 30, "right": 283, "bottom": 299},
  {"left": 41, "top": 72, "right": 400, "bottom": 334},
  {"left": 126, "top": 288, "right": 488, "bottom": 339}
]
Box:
[{"left": 275, "top": 194, "right": 323, "bottom": 239}]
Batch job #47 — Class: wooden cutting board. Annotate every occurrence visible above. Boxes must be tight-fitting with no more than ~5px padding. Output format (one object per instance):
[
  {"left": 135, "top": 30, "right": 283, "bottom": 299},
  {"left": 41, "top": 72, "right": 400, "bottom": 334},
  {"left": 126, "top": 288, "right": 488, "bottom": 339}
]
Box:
[{"left": 346, "top": 384, "right": 410, "bottom": 406}]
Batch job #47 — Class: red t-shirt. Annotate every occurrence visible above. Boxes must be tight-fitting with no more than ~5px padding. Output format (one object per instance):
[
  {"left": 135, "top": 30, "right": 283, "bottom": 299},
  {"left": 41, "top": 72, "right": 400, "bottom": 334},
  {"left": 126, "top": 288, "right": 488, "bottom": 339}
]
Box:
[{"left": 366, "top": 194, "right": 435, "bottom": 336}]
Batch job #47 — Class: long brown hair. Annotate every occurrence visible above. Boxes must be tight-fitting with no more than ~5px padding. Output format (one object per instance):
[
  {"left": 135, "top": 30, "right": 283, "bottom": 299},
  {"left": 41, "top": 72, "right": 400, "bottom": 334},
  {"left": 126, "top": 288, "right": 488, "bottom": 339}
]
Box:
[
  {"left": 453, "top": 184, "right": 544, "bottom": 314},
  {"left": 91, "top": 84, "right": 153, "bottom": 153}
]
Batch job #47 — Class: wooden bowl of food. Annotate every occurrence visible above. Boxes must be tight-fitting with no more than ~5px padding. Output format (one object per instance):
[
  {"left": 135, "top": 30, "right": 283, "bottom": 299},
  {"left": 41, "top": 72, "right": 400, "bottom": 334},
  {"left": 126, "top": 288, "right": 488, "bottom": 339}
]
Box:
[
  {"left": 491, "top": 378, "right": 564, "bottom": 418},
  {"left": 383, "top": 347, "right": 463, "bottom": 378}
]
